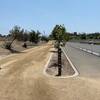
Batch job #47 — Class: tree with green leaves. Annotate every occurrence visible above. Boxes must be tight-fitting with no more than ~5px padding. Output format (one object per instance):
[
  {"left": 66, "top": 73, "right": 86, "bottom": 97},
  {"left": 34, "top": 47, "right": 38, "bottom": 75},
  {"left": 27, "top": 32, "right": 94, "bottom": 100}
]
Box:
[
  {"left": 5, "top": 25, "right": 24, "bottom": 50},
  {"left": 51, "top": 25, "right": 69, "bottom": 76},
  {"left": 29, "top": 30, "right": 41, "bottom": 44},
  {"left": 23, "top": 31, "right": 29, "bottom": 42},
  {"left": 10, "top": 26, "right": 24, "bottom": 41},
  {"left": 41, "top": 35, "right": 49, "bottom": 42}
]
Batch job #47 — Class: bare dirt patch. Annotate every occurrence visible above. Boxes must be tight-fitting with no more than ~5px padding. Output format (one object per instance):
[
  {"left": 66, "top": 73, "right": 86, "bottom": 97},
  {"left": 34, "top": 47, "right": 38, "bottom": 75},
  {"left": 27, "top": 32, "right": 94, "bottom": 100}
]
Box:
[
  {"left": 0, "top": 41, "right": 36, "bottom": 59},
  {"left": 46, "top": 49, "right": 75, "bottom": 77}
]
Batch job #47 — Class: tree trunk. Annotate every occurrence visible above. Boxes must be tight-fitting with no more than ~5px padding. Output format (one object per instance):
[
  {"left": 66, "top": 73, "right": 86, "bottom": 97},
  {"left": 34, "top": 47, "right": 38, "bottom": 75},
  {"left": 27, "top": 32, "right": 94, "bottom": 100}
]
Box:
[
  {"left": 9, "top": 37, "right": 16, "bottom": 47},
  {"left": 56, "top": 42, "right": 62, "bottom": 76}
]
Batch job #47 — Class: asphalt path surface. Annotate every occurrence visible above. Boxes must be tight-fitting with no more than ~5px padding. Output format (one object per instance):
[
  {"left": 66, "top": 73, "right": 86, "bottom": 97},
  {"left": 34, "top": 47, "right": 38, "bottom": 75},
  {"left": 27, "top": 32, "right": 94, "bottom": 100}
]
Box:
[
  {"left": 63, "top": 42, "right": 100, "bottom": 79},
  {"left": 69, "top": 42, "right": 100, "bottom": 54}
]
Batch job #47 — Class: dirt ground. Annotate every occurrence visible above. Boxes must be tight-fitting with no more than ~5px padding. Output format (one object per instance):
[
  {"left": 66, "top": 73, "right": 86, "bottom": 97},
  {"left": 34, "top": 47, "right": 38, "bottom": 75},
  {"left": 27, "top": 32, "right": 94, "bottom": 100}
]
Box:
[
  {"left": 0, "top": 42, "right": 100, "bottom": 100},
  {"left": 46, "top": 50, "right": 75, "bottom": 76},
  {"left": 0, "top": 40, "right": 36, "bottom": 57}
]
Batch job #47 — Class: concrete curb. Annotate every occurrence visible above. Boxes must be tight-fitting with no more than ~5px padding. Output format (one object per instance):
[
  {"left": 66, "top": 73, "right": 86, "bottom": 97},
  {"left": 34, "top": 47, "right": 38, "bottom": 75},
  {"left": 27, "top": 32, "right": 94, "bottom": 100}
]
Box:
[
  {"left": 43, "top": 48, "right": 79, "bottom": 79},
  {"left": 61, "top": 47, "right": 79, "bottom": 77}
]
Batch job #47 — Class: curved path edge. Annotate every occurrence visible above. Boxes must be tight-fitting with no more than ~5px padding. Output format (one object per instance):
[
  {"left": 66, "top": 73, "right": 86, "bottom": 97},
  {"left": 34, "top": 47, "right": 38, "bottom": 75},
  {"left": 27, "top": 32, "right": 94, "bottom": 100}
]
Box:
[{"left": 43, "top": 47, "right": 79, "bottom": 78}]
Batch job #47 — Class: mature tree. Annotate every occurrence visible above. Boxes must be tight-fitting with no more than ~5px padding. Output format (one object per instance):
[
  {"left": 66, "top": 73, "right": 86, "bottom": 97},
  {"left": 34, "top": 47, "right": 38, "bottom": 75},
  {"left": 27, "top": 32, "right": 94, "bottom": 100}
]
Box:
[
  {"left": 10, "top": 26, "right": 24, "bottom": 40},
  {"left": 5, "top": 25, "right": 24, "bottom": 50},
  {"left": 23, "top": 30, "right": 29, "bottom": 42},
  {"left": 80, "top": 33, "right": 86, "bottom": 40},
  {"left": 29, "top": 30, "right": 41, "bottom": 44},
  {"left": 29, "top": 30, "right": 35, "bottom": 43},
  {"left": 35, "top": 31, "right": 41, "bottom": 43},
  {"left": 0, "top": 34, "right": 2, "bottom": 37},
  {"left": 51, "top": 25, "right": 68, "bottom": 76},
  {"left": 41, "top": 35, "right": 49, "bottom": 42}
]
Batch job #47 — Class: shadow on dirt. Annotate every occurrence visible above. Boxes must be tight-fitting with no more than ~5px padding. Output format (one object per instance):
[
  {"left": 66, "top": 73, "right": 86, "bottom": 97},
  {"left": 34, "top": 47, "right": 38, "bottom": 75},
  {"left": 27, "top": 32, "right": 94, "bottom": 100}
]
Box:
[
  {"left": 32, "top": 77, "right": 57, "bottom": 100},
  {"left": 9, "top": 48, "right": 24, "bottom": 54},
  {"left": 50, "top": 50, "right": 57, "bottom": 53}
]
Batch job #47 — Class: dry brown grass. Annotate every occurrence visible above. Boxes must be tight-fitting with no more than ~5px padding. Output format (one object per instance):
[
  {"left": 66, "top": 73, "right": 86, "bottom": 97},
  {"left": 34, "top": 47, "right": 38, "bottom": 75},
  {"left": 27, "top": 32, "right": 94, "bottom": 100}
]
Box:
[{"left": 0, "top": 43, "right": 100, "bottom": 100}]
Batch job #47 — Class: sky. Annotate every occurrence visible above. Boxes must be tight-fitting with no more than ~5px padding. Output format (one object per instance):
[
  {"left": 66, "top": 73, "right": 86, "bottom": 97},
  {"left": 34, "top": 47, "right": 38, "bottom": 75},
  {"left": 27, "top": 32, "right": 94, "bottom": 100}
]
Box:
[{"left": 0, "top": 0, "right": 100, "bottom": 35}]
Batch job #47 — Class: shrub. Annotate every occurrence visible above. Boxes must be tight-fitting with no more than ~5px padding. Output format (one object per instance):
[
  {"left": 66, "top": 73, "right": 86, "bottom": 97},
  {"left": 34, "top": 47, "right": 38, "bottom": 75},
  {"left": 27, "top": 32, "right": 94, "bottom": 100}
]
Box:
[
  {"left": 4, "top": 42, "right": 12, "bottom": 50},
  {"left": 22, "top": 43, "right": 27, "bottom": 48}
]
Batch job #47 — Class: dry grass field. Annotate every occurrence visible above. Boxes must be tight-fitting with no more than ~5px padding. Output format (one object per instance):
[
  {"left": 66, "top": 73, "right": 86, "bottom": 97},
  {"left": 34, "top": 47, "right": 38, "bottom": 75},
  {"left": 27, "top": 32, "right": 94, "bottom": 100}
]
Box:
[{"left": 0, "top": 40, "right": 34, "bottom": 57}]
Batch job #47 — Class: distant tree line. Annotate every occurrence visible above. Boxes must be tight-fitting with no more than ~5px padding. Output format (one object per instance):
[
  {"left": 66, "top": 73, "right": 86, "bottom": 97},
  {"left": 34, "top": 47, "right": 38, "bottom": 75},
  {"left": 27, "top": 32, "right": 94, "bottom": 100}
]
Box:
[
  {"left": 1, "top": 25, "right": 49, "bottom": 50},
  {"left": 1, "top": 26, "right": 100, "bottom": 42},
  {"left": 6, "top": 25, "right": 49, "bottom": 43},
  {"left": 1, "top": 25, "right": 100, "bottom": 50},
  {"left": 69, "top": 32, "right": 100, "bottom": 40},
  {"left": 0, "top": 34, "right": 6, "bottom": 38}
]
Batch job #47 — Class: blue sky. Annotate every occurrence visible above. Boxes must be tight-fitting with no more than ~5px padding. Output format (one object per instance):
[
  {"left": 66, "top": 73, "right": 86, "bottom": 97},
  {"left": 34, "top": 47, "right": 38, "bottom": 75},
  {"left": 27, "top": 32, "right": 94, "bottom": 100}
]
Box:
[{"left": 0, "top": 0, "right": 100, "bottom": 35}]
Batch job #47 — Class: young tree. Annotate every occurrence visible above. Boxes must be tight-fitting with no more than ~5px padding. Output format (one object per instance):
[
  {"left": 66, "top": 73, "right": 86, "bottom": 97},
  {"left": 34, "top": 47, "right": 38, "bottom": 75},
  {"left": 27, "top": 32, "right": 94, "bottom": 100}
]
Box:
[{"left": 51, "top": 25, "right": 68, "bottom": 76}]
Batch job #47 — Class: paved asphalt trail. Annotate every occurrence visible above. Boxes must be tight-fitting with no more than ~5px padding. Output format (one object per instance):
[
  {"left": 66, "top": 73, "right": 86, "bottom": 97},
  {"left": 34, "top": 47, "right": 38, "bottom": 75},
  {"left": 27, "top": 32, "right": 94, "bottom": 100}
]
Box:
[
  {"left": 69, "top": 42, "right": 100, "bottom": 54},
  {"left": 64, "top": 42, "right": 100, "bottom": 78}
]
